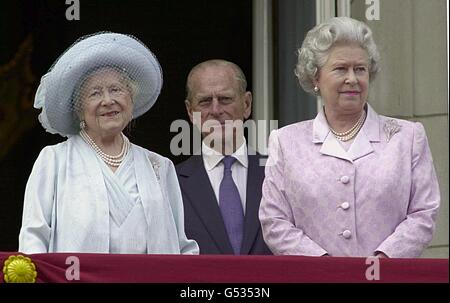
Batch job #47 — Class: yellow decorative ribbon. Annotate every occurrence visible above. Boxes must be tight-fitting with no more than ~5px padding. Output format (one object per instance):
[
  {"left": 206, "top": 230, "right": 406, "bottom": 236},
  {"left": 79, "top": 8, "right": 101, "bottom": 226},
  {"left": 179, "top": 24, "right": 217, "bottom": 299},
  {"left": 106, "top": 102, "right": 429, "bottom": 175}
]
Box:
[{"left": 2, "top": 255, "right": 37, "bottom": 283}]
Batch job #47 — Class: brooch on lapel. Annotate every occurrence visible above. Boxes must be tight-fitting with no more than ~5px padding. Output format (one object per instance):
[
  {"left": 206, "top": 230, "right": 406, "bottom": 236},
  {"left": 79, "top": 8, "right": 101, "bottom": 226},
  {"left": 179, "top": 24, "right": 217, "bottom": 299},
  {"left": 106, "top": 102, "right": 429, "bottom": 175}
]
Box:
[{"left": 383, "top": 119, "right": 401, "bottom": 142}]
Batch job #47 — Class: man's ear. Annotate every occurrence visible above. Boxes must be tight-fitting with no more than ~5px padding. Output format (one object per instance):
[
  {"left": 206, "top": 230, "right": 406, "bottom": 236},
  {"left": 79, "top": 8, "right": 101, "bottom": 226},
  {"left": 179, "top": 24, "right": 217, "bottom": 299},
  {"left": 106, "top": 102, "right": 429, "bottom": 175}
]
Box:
[
  {"left": 185, "top": 100, "right": 194, "bottom": 123},
  {"left": 243, "top": 91, "right": 252, "bottom": 120}
]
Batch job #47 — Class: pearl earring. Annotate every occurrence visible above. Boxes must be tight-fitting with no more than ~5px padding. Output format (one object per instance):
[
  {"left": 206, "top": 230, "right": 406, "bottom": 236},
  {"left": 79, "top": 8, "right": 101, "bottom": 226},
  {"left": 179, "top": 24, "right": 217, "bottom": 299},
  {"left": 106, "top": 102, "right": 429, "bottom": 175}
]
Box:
[{"left": 313, "top": 86, "right": 319, "bottom": 93}]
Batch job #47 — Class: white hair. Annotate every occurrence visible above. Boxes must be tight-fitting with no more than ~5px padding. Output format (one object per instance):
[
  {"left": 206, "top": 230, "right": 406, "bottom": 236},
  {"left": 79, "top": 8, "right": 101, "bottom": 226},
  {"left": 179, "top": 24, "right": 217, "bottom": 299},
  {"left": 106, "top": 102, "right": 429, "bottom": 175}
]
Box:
[
  {"left": 185, "top": 59, "right": 247, "bottom": 101},
  {"left": 295, "top": 17, "right": 380, "bottom": 95},
  {"left": 73, "top": 65, "right": 138, "bottom": 115}
]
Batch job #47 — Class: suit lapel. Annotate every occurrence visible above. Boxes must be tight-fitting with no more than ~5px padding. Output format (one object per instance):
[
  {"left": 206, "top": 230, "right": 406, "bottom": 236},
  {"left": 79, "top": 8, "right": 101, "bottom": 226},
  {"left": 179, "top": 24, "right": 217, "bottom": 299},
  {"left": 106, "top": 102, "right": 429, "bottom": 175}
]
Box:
[
  {"left": 240, "top": 154, "right": 265, "bottom": 254},
  {"left": 314, "top": 104, "right": 381, "bottom": 162},
  {"left": 314, "top": 108, "right": 353, "bottom": 162},
  {"left": 347, "top": 129, "right": 374, "bottom": 161},
  {"left": 178, "top": 156, "right": 234, "bottom": 254},
  {"left": 320, "top": 134, "right": 353, "bottom": 162},
  {"left": 347, "top": 104, "right": 380, "bottom": 161}
]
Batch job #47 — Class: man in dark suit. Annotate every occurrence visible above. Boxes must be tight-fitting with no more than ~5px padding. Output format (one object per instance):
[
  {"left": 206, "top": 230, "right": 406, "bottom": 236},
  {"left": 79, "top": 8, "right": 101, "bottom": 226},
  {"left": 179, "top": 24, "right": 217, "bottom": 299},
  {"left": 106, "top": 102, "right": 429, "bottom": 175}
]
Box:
[{"left": 176, "top": 60, "right": 271, "bottom": 255}]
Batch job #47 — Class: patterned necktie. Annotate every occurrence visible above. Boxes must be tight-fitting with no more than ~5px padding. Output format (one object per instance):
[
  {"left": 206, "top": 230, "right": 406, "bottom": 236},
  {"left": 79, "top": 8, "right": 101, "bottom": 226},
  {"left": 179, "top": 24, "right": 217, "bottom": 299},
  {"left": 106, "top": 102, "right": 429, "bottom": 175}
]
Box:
[{"left": 219, "top": 156, "right": 244, "bottom": 255}]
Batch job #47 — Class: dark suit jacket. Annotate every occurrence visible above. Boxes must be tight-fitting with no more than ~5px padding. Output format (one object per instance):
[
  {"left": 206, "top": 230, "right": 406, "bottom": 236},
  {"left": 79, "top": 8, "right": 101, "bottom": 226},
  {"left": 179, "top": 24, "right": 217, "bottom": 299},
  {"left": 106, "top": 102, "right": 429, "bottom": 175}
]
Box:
[{"left": 176, "top": 153, "right": 272, "bottom": 255}]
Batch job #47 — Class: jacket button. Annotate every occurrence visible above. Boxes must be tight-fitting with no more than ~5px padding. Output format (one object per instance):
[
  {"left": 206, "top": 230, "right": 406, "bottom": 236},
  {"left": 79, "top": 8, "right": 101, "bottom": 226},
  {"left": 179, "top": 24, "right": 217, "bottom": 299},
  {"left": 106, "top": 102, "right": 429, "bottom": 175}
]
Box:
[
  {"left": 341, "top": 202, "right": 350, "bottom": 210},
  {"left": 342, "top": 230, "right": 352, "bottom": 239},
  {"left": 340, "top": 175, "right": 350, "bottom": 184}
]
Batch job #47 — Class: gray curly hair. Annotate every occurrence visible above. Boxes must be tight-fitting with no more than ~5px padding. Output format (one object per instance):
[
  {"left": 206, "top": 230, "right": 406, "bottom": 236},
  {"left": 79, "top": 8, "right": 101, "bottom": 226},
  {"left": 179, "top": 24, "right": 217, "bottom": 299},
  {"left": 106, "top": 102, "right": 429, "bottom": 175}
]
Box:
[{"left": 295, "top": 17, "right": 380, "bottom": 96}]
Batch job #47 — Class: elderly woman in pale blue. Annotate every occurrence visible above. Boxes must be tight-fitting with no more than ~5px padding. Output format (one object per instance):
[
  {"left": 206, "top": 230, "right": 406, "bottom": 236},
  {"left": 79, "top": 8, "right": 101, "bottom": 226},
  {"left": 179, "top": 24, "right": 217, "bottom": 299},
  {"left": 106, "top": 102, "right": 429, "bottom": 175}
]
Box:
[
  {"left": 18, "top": 32, "right": 199, "bottom": 254},
  {"left": 259, "top": 17, "right": 440, "bottom": 258}
]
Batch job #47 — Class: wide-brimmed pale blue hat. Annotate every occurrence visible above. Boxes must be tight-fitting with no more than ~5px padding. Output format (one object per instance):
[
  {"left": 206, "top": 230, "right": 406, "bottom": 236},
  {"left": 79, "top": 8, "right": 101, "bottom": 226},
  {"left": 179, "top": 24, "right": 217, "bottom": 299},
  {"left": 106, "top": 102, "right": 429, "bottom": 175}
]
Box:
[{"left": 34, "top": 31, "right": 163, "bottom": 137}]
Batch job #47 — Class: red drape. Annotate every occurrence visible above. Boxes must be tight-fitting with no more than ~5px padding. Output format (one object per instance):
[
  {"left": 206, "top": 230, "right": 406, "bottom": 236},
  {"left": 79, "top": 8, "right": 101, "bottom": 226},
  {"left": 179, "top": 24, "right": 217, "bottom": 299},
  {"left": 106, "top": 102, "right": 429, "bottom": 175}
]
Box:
[{"left": 0, "top": 252, "right": 448, "bottom": 283}]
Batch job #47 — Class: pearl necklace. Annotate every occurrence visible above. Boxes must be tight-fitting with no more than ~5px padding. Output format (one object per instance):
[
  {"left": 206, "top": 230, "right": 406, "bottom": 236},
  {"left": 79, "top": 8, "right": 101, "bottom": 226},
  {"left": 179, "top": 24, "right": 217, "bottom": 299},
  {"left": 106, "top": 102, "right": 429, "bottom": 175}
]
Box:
[
  {"left": 328, "top": 110, "right": 366, "bottom": 142},
  {"left": 80, "top": 129, "right": 130, "bottom": 167}
]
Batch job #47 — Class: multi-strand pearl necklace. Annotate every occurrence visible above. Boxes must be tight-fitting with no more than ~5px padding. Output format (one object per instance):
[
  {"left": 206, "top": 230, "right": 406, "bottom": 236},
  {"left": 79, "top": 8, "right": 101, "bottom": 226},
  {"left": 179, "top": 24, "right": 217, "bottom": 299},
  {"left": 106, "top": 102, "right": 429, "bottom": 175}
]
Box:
[
  {"left": 80, "top": 129, "right": 130, "bottom": 167},
  {"left": 328, "top": 110, "right": 366, "bottom": 142}
]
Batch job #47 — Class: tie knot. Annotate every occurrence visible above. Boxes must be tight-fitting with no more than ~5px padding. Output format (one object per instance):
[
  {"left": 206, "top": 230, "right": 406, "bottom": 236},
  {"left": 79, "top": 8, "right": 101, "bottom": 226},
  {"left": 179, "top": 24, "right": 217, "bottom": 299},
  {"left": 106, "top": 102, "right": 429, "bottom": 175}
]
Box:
[{"left": 222, "top": 156, "right": 236, "bottom": 170}]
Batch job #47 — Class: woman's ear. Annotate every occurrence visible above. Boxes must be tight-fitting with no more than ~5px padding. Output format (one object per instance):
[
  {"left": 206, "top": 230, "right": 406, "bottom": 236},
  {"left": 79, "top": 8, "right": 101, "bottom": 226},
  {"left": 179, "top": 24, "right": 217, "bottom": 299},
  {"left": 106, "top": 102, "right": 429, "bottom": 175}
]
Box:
[{"left": 313, "top": 76, "right": 319, "bottom": 88}]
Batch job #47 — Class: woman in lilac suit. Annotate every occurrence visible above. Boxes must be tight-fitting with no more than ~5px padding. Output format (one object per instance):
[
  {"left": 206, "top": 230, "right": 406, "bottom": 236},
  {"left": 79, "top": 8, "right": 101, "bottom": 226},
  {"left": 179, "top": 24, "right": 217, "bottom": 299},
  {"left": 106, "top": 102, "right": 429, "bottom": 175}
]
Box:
[{"left": 259, "top": 17, "right": 440, "bottom": 258}]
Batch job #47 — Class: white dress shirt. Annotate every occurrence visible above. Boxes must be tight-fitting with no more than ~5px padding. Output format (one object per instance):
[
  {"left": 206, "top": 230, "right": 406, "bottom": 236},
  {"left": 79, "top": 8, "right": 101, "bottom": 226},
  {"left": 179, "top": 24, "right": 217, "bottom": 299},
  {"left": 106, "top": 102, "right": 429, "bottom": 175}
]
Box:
[{"left": 202, "top": 139, "right": 248, "bottom": 215}]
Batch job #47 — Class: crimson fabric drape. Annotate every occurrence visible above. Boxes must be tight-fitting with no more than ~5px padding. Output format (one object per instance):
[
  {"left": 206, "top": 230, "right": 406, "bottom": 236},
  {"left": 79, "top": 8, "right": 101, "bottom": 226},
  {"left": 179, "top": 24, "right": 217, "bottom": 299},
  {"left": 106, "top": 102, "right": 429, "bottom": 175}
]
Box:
[{"left": 0, "top": 252, "right": 447, "bottom": 283}]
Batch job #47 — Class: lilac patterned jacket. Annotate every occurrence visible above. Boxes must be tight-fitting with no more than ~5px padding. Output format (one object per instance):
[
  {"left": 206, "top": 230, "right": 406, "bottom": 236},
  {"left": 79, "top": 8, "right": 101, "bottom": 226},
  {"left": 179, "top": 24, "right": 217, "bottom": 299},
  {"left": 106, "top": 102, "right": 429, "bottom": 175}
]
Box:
[{"left": 259, "top": 104, "right": 440, "bottom": 257}]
